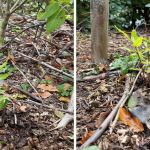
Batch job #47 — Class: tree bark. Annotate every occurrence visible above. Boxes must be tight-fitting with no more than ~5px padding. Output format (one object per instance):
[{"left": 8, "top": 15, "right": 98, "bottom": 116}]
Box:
[{"left": 91, "top": 0, "right": 109, "bottom": 64}]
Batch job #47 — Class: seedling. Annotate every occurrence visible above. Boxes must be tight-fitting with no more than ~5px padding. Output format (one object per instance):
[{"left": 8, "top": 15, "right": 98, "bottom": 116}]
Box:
[{"left": 56, "top": 84, "right": 73, "bottom": 96}]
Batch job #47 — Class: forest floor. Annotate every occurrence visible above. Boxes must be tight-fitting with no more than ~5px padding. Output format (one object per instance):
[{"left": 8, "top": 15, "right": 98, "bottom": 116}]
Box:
[
  {"left": 76, "top": 29, "right": 150, "bottom": 150},
  {"left": 0, "top": 13, "right": 74, "bottom": 150}
]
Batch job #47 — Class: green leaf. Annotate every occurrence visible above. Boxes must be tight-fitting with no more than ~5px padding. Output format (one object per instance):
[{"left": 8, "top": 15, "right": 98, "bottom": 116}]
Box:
[
  {"left": 68, "top": 135, "right": 74, "bottom": 140},
  {"left": 120, "top": 47, "right": 135, "bottom": 53},
  {"left": 56, "top": 84, "right": 65, "bottom": 91},
  {"left": 0, "top": 73, "right": 10, "bottom": 80},
  {"left": 136, "top": 49, "right": 142, "bottom": 61},
  {"left": 0, "top": 53, "right": 3, "bottom": 58},
  {"left": 0, "top": 96, "right": 11, "bottom": 110},
  {"left": 81, "top": 146, "right": 101, "bottom": 150},
  {"left": 37, "top": 2, "right": 59, "bottom": 20},
  {"left": 21, "top": 84, "right": 29, "bottom": 90},
  {"left": 46, "top": 8, "right": 66, "bottom": 34},
  {"left": 145, "top": 4, "right": 150, "bottom": 7},
  {"left": 114, "top": 25, "right": 131, "bottom": 41},
  {"left": 0, "top": 54, "right": 9, "bottom": 71},
  {"left": 133, "top": 37, "right": 143, "bottom": 47},
  {"left": 128, "top": 96, "right": 137, "bottom": 108},
  {"left": 131, "top": 30, "right": 138, "bottom": 42}
]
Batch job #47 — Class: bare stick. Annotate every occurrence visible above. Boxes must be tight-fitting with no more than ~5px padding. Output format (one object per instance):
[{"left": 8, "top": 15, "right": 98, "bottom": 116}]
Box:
[
  {"left": 27, "top": 99, "right": 73, "bottom": 114},
  {"left": 11, "top": 60, "right": 44, "bottom": 103},
  {"left": 78, "top": 76, "right": 130, "bottom": 150},
  {"left": 17, "top": 52, "right": 74, "bottom": 79},
  {"left": 110, "top": 70, "right": 142, "bottom": 133},
  {"left": 56, "top": 88, "right": 74, "bottom": 129}
]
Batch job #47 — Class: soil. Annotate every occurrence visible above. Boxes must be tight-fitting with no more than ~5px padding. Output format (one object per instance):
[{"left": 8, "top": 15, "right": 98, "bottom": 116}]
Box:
[
  {"left": 0, "top": 13, "right": 74, "bottom": 150},
  {"left": 76, "top": 29, "right": 150, "bottom": 150}
]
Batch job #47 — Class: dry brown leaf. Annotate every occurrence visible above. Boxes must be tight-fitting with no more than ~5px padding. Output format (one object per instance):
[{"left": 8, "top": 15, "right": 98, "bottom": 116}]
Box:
[
  {"left": 79, "top": 130, "right": 96, "bottom": 144},
  {"left": 118, "top": 75, "right": 129, "bottom": 83},
  {"left": 120, "top": 107, "right": 132, "bottom": 125},
  {"left": 95, "top": 112, "right": 110, "bottom": 128},
  {"left": 32, "top": 92, "right": 52, "bottom": 98},
  {"left": 64, "top": 83, "right": 72, "bottom": 91},
  {"left": 44, "top": 76, "right": 51, "bottom": 80},
  {"left": 37, "top": 84, "right": 58, "bottom": 92},
  {"left": 119, "top": 107, "right": 144, "bottom": 132},
  {"left": 2, "top": 84, "right": 9, "bottom": 92},
  {"left": 59, "top": 97, "right": 70, "bottom": 103},
  {"left": 20, "top": 106, "right": 27, "bottom": 112}
]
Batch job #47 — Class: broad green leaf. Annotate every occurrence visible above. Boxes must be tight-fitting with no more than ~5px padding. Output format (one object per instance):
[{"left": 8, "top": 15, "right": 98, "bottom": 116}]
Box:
[
  {"left": 133, "top": 37, "right": 143, "bottom": 47},
  {"left": 131, "top": 30, "right": 138, "bottom": 42},
  {"left": 81, "top": 146, "right": 101, "bottom": 150},
  {"left": 115, "top": 25, "right": 131, "bottom": 41},
  {"left": 144, "top": 48, "right": 150, "bottom": 52},
  {"left": 0, "top": 96, "right": 11, "bottom": 110},
  {"left": 145, "top": 4, "right": 150, "bottom": 7},
  {"left": 46, "top": 8, "right": 66, "bottom": 34},
  {"left": 120, "top": 47, "right": 135, "bottom": 53},
  {"left": 128, "top": 97, "right": 137, "bottom": 108},
  {"left": 0, "top": 73, "right": 10, "bottom": 80},
  {"left": 37, "top": 2, "right": 59, "bottom": 20}
]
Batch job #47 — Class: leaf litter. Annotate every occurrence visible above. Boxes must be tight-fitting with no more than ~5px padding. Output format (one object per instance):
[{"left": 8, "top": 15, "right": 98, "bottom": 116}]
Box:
[
  {"left": 76, "top": 30, "right": 150, "bottom": 150},
  {"left": 0, "top": 13, "right": 74, "bottom": 149}
]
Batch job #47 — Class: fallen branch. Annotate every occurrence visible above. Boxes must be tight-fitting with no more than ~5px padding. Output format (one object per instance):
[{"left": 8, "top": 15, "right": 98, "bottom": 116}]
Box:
[
  {"left": 110, "top": 70, "right": 142, "bottom": 133},
  {"left": 78, "top": 76, "right": 130, "bottom": 150},
  {"left": 27, "top": 99, "right": 73, "bottom": 114},
  {"left": 8, "top": 80, "right": 48, "bottom": 104},
  {"left": 77, "top": 70, "right": 121, "bottom": 82},
  {"left": 55, "top": 88, "right": 74, "bottom": 129},
  {"left": 17, "top": 52, "right": 74, "bottom": 79}
]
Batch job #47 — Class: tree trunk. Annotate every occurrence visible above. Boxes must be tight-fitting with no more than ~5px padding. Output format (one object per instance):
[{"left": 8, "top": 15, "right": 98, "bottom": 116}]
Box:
[{"left": 91, "top": 0, "right": 109, "bottom": 64}]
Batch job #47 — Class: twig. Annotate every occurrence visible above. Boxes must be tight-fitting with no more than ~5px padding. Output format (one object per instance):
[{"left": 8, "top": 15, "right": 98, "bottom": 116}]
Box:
[
  {"left": 11, "top": 60, "right": 44, "bottom": 104},
  {"left": 110, "top": 70, "right": 142, "bottom": 133},
  {"left": 78, "top": 76, "right": 130, "bottom": 150},
  {"left": 17, "top": 52, "right": 74, "bottom": 79},
  {"left": 0, "top": 21, "right": 46, "bottom": 51},
  {"left": 27, "top": 99, "right": 73, "bottom": 114},
  {"left": 55, "top": 88, "right": 74, "bottom": 129}
]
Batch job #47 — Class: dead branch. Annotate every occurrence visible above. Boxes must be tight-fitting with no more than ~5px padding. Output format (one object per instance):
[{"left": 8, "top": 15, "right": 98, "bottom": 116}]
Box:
[
  {"left": 56, "top": 88, "right": 74, "bottom": 129},
  {"left": 110, "top": 70, "right": 142, "bottom": 133},
  {"left": 78, "top": 76, "right": 130, "bottom": 150},
  {"left": 17, "top": 52, "right": 74, "bottom": 79},
  {"left": 27, "top": 99, "right": 73, "bottom": 114}
]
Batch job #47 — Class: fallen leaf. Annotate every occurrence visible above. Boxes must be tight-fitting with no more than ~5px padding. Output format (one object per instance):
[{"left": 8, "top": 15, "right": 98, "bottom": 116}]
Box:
[
  {"left": 118, "top": 75, "right": 129, "bottom": 83},
  {"left": 32, "top": 92, "right": 52, "bottom": 98},
  {"left": 55, "top": 111, "right": 64, "bottom": 118},
  {"left": 64, "top": 83, "right": 72, "bottom": 90},
  {"left": 2, "top": 84, "right": 9, "bottom": 91},
  {"left": 119, "top": 107, "right": 144, "bottom": 132},
  {"left": 95, "top": 112, "right": 110, "bottom": 128},
  {"left": 20, "top": 106, "right": 27, "bottom": 112},
  {"left": 37, "top": 84, "right": 58, "bottom": 92},
  {"left": 59, "top": 97, "right": 70, "bottom": 103},
  {"left": 80, "top": 130, "right": 96, "bottom": 144},
  {"left": 44, "top": 76, "right": 51, "bottom": 80}
]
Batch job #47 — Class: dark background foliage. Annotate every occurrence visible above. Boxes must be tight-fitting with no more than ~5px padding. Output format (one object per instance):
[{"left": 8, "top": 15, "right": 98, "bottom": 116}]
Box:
[{"left": 77, "top": 0, "right": 150, "bottom": 30}]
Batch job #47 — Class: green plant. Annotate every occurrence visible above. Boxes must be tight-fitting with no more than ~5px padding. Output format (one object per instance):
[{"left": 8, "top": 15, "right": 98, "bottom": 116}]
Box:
[
  {"left": 0, "top": 87, "right": 11, "bottom": 110},
  {"left": 21, "top": 84, "right": 30, "bottom": 91},
  {"left": 41, "top": 79, "right": 51, "bottom": 84},
  {"left": 13, "top": 93, "right": 27, "bottom": 98},
  {"left": 112, "top": 26, "right": 150, "bottom": 77},
  {"left": 61, "top": 67, "right": 74, "bottom": 82},
  {"left": 56, "top": 84, "right": 73, "bottom": 96}
]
